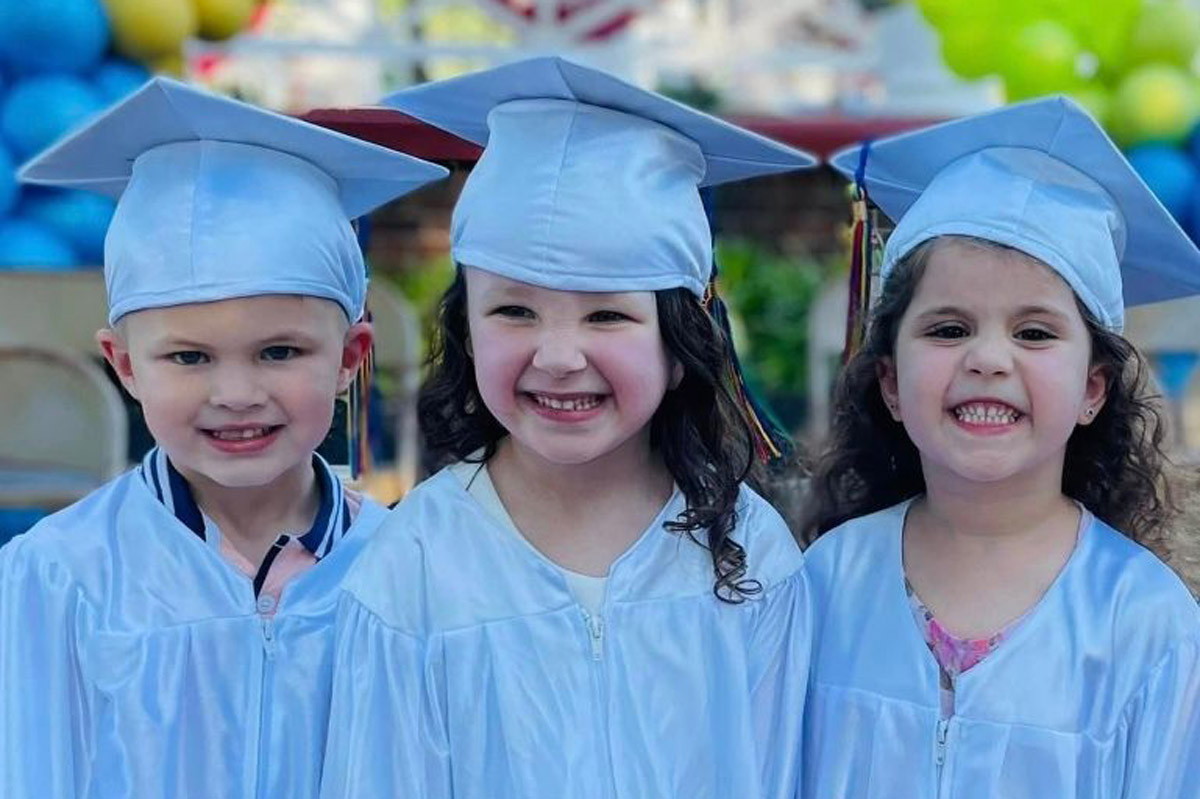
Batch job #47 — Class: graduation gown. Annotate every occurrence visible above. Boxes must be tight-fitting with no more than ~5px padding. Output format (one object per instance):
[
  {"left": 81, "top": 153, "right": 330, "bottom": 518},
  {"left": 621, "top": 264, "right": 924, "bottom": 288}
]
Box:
[
  {"left": 319, "top": 468, "right": 812, "bottom": 798},
  {"left": 802, "top": 500, "right": 1200, "bottom": 799},
  {"left": 0, "top": 454, "right": 386, "bottom": 799}
]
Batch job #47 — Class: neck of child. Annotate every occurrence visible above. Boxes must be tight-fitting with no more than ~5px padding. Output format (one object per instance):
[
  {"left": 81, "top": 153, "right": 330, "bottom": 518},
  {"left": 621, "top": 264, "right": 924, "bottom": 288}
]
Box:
[
  {"left": 495, "top": 431, "right": 673, "bottom": 509},
  {"left": 489, "top": 432, "right": 675, "bottom": 576},
  {"left": 179, "top": 458, "right": 322, "bottom": 567},
  {"left": 920, "top": 460, "right": 1078, "bottom": 542}
]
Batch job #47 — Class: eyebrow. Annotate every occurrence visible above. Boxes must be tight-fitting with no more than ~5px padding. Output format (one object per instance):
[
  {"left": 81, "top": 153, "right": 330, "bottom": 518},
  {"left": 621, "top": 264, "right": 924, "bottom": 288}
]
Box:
[{"left": 913, "top": 304, "right": 1073, "bottom": 323}]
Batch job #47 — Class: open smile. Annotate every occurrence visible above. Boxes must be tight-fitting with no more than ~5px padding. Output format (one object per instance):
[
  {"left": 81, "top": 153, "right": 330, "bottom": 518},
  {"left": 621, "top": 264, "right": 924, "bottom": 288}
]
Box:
[
  {"left": 950, "top": 401, "right": 1023, "bottom": 429},
  {"left": 522, "top": 391, "right": 608, "bottom": 418},
  {"left": 201, "top": 425, "right": 284, "bottom": 452}
]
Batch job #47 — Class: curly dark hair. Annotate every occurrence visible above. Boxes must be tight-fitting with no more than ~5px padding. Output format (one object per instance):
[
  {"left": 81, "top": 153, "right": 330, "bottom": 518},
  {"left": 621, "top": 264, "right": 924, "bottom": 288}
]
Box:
[
  {"left": 419, "top": 268, "right": 763, "bottom": 603},
  {"left": 800, "top": 235, "right": 1175, "bottom": 547}
]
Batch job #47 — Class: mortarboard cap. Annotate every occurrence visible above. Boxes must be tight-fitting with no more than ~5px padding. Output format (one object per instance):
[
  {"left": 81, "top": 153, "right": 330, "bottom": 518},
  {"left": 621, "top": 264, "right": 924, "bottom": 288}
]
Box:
[
  {"left": 830, "top": 95, "right": 1200, "bottom": 332},
  {"left": 20, "top": 77, "right": 449, "bottom": 324},
  {"left": 379, "top": 56, "right": 817, "bottom": 297}
]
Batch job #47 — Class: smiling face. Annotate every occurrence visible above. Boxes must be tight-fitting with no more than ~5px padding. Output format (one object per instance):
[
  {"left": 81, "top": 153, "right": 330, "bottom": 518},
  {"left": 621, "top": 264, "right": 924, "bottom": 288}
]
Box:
[
  {"left": 463, "top": 267, "right": 680, "bottom": 469},
  {"left": 878, "top": 238, "right": 1108, "bottom": 492},
  {"left": 99, "top": 295, "right": 371, "bottom": 491}
]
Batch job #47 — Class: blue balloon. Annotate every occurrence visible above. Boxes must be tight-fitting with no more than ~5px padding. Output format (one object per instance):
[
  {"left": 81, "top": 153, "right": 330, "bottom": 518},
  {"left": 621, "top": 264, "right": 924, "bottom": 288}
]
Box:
[
  {"left": 0, "top": 142, "right": 18, "bottom": 216},
  {"left": 19, "top": 187, "right": 113, "bottom": 264},
  {"left": 91, "top": 59, "right": 152, "bottom": 106},
  {"left": 0, "top": 0, "right": 110, "bottom": 74},
  {"left": 1127, "top": 144, "right": 1198, "bottom": 222},
  {"left": 0, "top": 74, "right": 104, "bottom": 159},
  {"left": 0, "top": 507, "right": 49, "bottom": 546},
  {"left": 0, "top": 217, "right": 77, "bottom": 268}
]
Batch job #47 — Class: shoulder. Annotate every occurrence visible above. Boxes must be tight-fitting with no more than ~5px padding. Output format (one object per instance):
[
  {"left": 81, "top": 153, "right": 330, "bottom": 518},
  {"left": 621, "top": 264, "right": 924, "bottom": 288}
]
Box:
[
  {"left": 0, "top": 470, "right": 145, "bottom": 595},
  {"left": 339, "top": 468, "right": 482, "bottom": 627},
  {"left": 731, "top": 483, "right": 804, "bottom": 589},
  {"left": 1076, "top": 517, "right": 1200, "bottom": 652},
  {"left": 803, "top": 500, "right": 909, "bottom": 580}
]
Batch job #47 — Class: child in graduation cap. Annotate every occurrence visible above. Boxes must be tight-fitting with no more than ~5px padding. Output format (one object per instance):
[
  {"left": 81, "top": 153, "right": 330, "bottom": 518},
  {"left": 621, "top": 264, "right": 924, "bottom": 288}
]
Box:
[
  {"left": 801, "top": 97, "right": 1200, "bottom": 798},
  {"left": 318, "top": 57, "right": 816, "bottom": 798},
  {"left": 0, "top": 79, "right": 447, "bottom": 798}
]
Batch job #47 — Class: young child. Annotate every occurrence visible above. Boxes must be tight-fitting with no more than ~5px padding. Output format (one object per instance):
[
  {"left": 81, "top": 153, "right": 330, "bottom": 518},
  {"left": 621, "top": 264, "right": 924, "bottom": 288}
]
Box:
[
  {"left": 318, "top": 57, "right": 814, "bottom": 798},
  {"left": 0, "top": 78, "right": 447, "bottom": 797},
  {"left": 802, "top": 96, "right": 1200, "bottom": 798}
]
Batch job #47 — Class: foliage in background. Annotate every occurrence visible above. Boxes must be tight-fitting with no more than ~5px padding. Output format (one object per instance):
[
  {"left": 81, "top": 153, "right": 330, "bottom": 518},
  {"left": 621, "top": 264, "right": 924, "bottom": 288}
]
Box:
[
  {"left": 382, "top": 251, "right": 456, "bottom": 350},
  {"left": 715, "top": 239, "right": 843, "bottom": 430}
]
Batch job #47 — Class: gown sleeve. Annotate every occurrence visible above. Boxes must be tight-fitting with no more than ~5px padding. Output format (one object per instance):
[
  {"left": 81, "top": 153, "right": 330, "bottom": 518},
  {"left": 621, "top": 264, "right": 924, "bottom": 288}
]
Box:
[
  {"left": 747, "top": 555, "right": 814, "bottom": 799},
  {"left": 319, "top": 591, "right": 452, "bottom": 798},
  {"left": 0, "top": 537, "right": 94, "bottom": 798},
  {"left": 1121, "top": 636, "right": 1200, "bottom": 799}
]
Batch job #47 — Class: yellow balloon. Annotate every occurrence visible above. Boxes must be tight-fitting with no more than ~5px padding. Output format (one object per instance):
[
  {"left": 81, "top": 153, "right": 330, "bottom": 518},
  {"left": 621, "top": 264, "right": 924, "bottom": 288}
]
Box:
[
  {"left": 193, "top": 0, "right": 257, "bottom": 42},
  {"left": 103, "top": 0, "right": 197, "bottom": 61},
  {"left": 1111, "top": 64, "right": 1200, "bottom": 147},
  {"left": 151, "top": 50, "right": 186, "bottom": 77}
]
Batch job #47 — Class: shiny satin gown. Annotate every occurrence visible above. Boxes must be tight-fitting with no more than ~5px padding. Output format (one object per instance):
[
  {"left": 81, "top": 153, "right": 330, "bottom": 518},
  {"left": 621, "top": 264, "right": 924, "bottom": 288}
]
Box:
[
  {"left": 802, "top": 500, "right": 1200, "bottom": 799},
  {"left": 319, "top": 468, "right": 812, "bottom": 798},
  {"left": 0, "top": 462, "right": 386, "bottom": 798}
]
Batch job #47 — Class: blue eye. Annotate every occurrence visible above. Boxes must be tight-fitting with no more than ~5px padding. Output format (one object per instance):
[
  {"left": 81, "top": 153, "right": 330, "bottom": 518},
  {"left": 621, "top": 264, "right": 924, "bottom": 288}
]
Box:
[
  {"left": 167, "top": 351, "right": 208, "bottom": 365},
  {"left": 262, "top": 345, "right": 300, "bottom": 361}
]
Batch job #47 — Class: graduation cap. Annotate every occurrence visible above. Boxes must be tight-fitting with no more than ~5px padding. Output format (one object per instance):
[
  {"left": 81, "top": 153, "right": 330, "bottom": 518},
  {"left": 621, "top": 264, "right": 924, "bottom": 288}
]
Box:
[
  {"left": 379, "top": 56, "right": 817, "bottom": 298},
  {"left": 830, "top": 95, "right": 1200, "bottom": 332},
  {"left": 20, "top": 77, "right": 449, "bottom": 324}
]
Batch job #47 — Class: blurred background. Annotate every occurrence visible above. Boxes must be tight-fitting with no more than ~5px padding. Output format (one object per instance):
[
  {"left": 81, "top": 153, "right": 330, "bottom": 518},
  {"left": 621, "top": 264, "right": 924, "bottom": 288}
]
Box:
[{"left": 1, "top": 1, "right": 1199, "bottom": 572}]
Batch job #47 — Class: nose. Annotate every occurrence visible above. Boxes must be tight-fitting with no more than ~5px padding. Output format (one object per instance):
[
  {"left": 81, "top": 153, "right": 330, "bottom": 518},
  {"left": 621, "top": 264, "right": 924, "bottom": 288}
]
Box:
[
  {"left": 531, "top": 329, "right": 587, "bottom": 378},
  {"left": 962, "top": 329, "right": 1013, "bottom": 377},
  {"left": 208, "top": 363, "right": 267, "bottom": 410}
]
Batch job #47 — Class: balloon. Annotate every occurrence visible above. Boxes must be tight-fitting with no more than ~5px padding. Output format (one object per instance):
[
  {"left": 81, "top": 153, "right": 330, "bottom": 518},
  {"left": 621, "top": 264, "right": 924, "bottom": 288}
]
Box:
[
  {"left": 1061, "top": 0, "right": 1141, "bottom": 72},
  {"left": 194, "top": 0, "right": 257, "bottom": 41},
  {"left": 1126, "top": 144, "right": 1197, "bottom": 222},
  {"left": 0, "top": 217, "right": 77, "bottom": 268},
  {"left": 0, "top": 0, "right": 109, "bottom": 74},
  {"left": 0, "top": 142, "right": 18, "bottom": 217},
  {"left": 19, "top": 188, "right": 115, "bottom": 265},
  {"left": 1069, "top": 84, "right": 1113, "bottom": 129},
  {"left": 1002, "top": 20, "right": 1083, "bottom": 101},
  {"left": 103, "top": 0, "right": 197, "bottom": 61},
  {"left": 0, "top": 75, "right": 104, "bottom": 159},
  {"left": 939, "top": 18, "right": 1004, "bottom": 80},
  {"left": 1127, "top": 1, "right": 1200, "bottom": 69},
  {"left": 91, "top": 59, "right": 152, "bottom": 105},
  {"left": 1110, "top": 64, "right": 1200, "bottom": 147}
]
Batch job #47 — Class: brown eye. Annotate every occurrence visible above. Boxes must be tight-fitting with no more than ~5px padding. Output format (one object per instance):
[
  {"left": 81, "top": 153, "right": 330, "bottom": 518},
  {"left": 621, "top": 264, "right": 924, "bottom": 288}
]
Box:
[{"left": 928, "top": 323, "right": 968, "bottom": 339}]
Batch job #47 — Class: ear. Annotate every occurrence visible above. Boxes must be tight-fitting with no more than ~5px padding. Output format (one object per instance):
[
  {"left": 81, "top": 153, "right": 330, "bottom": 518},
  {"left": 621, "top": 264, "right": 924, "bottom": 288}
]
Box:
[
  {"left": 876, "top": 356, "right": 902, "bottom": 421},
  {"left": 669, "top": 359, "right": 684, "bottom": 390},
  {"left": 1077, "top": 363, "right": 1109, "bottom": 426},
  {"left": 337, "top": 321, "right": 375, "bottom": 394},
  {"left": 96, "top": 327, "right": 140, "bottom": 400}
]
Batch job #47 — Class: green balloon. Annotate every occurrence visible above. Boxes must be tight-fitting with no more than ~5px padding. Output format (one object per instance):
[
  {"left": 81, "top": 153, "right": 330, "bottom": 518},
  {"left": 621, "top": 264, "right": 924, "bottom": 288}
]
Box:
[
  {"left": 1070, "top": 85, "right": 1114, "bottom": 129},
  {"left": 1002, "top": 20, "right": 1083, "bottom": 100},
  {"left": 1111, "top": 64, "right": 1200, "bottom": 146},
  {"left": 1127, "top": 0, "right": 1200, "bottom": 68},
  {"left": 939, "top": 19, "right": 1004, "bottom": 80}
]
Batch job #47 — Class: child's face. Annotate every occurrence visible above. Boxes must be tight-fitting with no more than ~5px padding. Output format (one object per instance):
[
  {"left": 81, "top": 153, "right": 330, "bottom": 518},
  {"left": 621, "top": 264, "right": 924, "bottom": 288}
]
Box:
[
  {"left": 878, "top": 239, "right": 1108, "bottom": 491},
  {"left": 464, "top": 268, "right": 681, "bottom": 468},
  {"left": 98, "top": 295, "right": 371, "bottom": 491}
]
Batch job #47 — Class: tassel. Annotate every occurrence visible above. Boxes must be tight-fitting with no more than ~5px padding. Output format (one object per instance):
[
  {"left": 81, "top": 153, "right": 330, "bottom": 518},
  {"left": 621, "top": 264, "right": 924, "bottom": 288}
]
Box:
[
  {"left": 705, "top": 280, "right": 792, "bottom": 463},
  {"left": 347, "top": 307, "right": 375, "bottom": 480},
  {"left": 843, "top": 141, "right": 878, "bottom": 364}
]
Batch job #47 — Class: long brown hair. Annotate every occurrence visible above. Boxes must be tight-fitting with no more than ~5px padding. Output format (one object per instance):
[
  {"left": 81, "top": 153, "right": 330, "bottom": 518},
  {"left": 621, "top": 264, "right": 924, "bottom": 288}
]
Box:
[{"left": 801, "top": 236, "right": 1175, "bottom": 547}]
